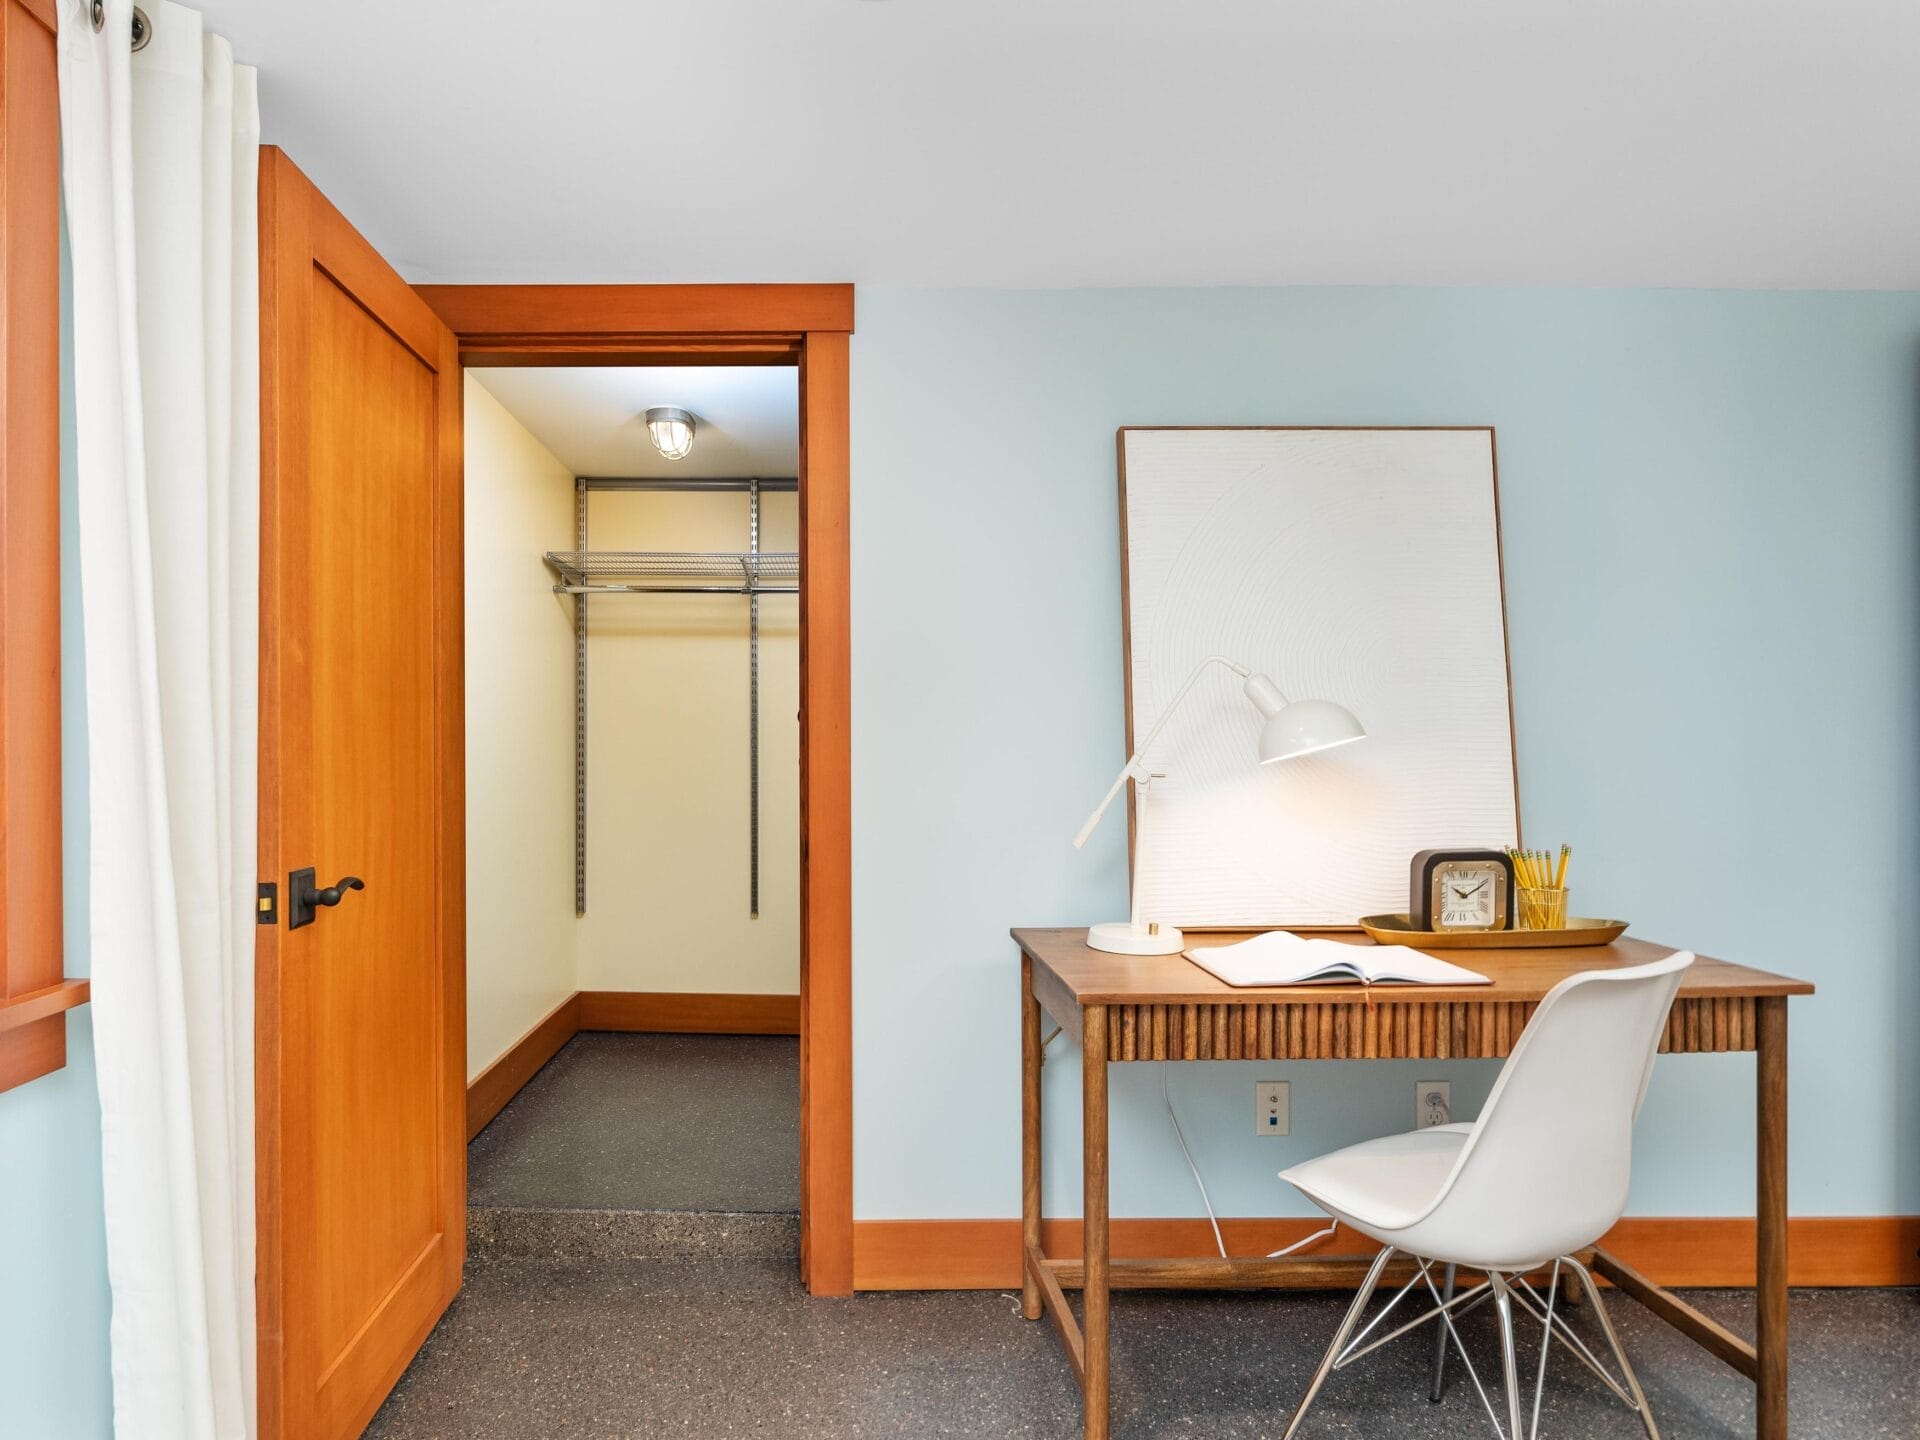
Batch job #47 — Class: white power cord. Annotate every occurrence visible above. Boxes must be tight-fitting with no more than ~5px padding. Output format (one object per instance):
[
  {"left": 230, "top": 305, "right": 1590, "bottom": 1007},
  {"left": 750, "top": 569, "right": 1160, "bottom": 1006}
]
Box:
[
  {"left": 1159, "top": 1061, "right": 1339, "bottom": 1261},
  {"left": 1266, "top": 1220, "right": 1340, "bottom": 1259},
  {"left": 1160, "top": 1061, "right": 1228, "bottom": 1258}
]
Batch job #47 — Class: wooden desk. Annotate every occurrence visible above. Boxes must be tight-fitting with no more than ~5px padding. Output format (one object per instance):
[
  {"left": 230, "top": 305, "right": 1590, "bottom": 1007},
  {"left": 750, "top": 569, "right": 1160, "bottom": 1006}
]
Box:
[{"left": 1013, "top": 927, "right": 1814, "bottom": 1440}]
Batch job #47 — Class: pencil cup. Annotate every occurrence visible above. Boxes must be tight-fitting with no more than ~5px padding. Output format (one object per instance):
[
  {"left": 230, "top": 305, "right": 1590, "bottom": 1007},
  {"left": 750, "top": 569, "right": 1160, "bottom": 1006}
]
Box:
[{"left": 1516, "top": 886, "right": 1569, "bottom": 931}]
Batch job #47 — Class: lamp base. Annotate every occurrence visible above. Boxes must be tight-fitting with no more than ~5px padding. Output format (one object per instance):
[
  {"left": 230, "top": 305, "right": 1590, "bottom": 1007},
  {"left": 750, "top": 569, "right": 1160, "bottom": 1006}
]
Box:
[{"left": 1086, "top": 919, "right": 1186, "bottom": 955}]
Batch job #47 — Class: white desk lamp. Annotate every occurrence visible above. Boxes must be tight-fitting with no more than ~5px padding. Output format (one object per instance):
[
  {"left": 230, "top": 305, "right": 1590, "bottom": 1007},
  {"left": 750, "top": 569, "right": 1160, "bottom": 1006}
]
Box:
[{"left": 1073, "top": 655, "right": 1366, "bottom": 955}]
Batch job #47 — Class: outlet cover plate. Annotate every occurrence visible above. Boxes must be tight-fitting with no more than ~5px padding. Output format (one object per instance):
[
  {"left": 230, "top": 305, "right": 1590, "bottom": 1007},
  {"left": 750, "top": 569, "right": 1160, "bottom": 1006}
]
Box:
[
  {"left": 1417, "top": 1080, "right": 1452, "bottom": 1130},
  {"left": 1257, "top": 1080, "right": 1290, "bottom": 1136}
]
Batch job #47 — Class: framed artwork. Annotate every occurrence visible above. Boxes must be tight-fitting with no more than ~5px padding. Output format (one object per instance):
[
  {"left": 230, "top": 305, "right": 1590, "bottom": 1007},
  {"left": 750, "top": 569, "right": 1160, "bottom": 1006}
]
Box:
[{"left": 1117, "top": 427, "right": 1518, "bottom": 928}]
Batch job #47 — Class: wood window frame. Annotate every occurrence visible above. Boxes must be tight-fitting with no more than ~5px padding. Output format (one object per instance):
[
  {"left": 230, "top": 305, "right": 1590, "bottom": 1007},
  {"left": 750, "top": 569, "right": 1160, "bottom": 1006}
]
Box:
[
  {"left": 0, "top": 0, "right": 88, "bottom": 1094},
  {"left": 415, "top": 282, "right": 856, "bottom": 1295}
]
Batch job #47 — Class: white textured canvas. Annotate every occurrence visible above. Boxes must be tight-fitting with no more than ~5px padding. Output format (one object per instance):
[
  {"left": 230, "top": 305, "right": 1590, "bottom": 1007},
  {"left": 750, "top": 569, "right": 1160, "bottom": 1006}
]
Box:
[{"left": 1120, "top": 428, "right": 1517, "bottom": 927}]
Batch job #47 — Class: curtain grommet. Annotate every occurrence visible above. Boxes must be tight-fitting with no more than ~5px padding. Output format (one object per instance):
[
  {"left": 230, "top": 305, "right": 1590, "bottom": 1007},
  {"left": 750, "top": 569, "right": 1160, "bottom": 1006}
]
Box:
[{"left": 90, "top": 2, "right": 151, "bottom": 51}]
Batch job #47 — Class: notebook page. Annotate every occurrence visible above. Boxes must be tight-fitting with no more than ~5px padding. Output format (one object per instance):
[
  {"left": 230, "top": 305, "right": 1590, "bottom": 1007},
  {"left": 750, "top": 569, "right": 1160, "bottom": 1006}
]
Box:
[
  {"left": 1182, "top": 931, "right": 1368, "bottom": 987},
  {"left": 1359, "top": 949, "right": 1491, "bottom": 985}
]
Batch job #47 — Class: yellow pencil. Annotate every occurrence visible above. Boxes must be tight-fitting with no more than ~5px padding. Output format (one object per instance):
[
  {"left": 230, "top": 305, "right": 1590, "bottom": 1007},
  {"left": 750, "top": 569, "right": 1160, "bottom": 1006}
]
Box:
[{"left": 1554, "top": 843, "right": 1570, "bottom": 889}]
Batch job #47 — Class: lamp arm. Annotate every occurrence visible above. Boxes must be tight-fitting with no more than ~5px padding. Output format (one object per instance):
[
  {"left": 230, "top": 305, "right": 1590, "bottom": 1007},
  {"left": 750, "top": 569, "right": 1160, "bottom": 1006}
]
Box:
[{"left": 1072, "top": 655, "right": 1261, "bottom": 848}]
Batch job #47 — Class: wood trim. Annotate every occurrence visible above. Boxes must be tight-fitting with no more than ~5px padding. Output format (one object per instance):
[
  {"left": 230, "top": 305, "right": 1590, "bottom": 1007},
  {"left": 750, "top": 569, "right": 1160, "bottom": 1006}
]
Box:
[
  {"left": 466, "top": 994, "right": 581, "bottom": 1141},
  {"left": 0, "top": 0, "right": 71, "bottom": 1095},
  {"left": 852, "top": 1216, "right": 1920, "bottom": 1291},
  {"left": 454, "top": 339, "right": 804, "bottom": 369},
  {"left": 415, "top": 284, "right": 853, "bottom": 344},
  {"left": 798, "top": 328, "right": 854, "bottom": 1296},
  {"left": 425, "top": 285, "right": 856, "bottom": 1301},
  {"left": 0, "top": 977, "right": 91, "bottom": 1033},
  {"left": 578, "top": 990, "right": 800, "bottom": 1036}
]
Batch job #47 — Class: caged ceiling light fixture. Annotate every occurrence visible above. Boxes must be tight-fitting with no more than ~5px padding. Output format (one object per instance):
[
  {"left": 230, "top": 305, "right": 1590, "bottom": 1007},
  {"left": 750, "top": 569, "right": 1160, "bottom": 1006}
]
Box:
[{"left": 645, "top": 406, "right": 697, "bottom": 461}]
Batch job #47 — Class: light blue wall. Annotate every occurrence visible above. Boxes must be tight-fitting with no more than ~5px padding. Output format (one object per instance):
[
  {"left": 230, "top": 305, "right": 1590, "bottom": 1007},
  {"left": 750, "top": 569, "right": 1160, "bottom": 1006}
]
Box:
[
  {"left": 850, "top": 286, "right": 1920, "bottom": 1221},
  {"left": 0, "top": 225, "right": 114, "bottom": 1436}
]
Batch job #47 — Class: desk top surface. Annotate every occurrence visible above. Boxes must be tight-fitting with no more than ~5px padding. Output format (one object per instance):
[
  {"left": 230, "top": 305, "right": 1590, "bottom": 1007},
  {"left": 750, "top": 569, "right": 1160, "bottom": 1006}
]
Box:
[{"left": 1012, "top": 927, "right": 1815, "bottom": 1006}]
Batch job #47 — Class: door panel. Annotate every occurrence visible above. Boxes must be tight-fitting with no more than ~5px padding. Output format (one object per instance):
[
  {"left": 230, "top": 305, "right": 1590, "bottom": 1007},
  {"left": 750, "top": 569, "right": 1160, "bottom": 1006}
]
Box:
[{"left": 258, "top": 146, "right": 464, "bottom": 1440}]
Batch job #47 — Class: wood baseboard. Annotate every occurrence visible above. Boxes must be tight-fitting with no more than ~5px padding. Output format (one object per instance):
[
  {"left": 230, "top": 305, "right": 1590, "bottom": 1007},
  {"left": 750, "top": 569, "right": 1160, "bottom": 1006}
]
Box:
[
  {"left": 851, "top": 1216, "right": 1920, "bottom": 1292},
  {"left": 466, "top": 993, "right": 581, "bottom": 1141},
  {"left": 465, "top": 989, "right": 802, "bottom": 1138},
  {"left": 578, "top": 990, "right": 800, "bottom": 1035}
]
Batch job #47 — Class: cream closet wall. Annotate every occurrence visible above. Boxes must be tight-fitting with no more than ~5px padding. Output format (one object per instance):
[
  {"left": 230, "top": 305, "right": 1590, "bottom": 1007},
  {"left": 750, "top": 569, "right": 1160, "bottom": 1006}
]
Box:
[
  {"left": 465, "top": 376, "right": 576, "bottom": 1078},
  {"left": 576, "top": 490, "right": 801, "bottom": 995},
  {"left": 464, "top": 376, "right": 802, "bottom": 1081}
]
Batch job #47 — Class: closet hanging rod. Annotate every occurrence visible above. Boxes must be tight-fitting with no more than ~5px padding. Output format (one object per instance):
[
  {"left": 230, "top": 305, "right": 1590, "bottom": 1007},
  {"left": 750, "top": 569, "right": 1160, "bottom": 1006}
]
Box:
[
  {"left": 552, "top": 582, "right": 798, "bottom": 596},
  {"left": 544, "top": 549, "right": 799, "bottom": 594},
  {"left": 577, "top": 476, "right": 798, "bottom": 493}
]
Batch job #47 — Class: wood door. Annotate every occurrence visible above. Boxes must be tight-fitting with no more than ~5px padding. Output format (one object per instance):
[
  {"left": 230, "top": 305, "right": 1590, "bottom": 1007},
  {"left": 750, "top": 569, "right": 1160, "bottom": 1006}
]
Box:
[{"left": 256, "top": 146, "right": 465, "bottom": 1440}]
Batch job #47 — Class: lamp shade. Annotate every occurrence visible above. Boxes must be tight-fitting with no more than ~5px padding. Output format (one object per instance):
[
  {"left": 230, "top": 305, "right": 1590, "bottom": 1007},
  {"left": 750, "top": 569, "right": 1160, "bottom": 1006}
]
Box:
[{"left": 1257, "top": 697, "right": 1367, "bottom": 765}]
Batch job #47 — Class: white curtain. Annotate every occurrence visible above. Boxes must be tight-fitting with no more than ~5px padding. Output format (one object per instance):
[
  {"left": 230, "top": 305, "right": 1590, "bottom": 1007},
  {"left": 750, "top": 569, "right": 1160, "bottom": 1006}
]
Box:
[{"left": 58, "top": 2, "right": 260, "bottom": 1435}]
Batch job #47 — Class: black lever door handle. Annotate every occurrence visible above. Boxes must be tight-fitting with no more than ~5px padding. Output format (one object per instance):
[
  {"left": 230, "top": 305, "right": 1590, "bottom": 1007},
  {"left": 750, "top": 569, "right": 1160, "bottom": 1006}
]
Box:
[{"left": 288, "top": 866, "right": 365, "bottom": 929}]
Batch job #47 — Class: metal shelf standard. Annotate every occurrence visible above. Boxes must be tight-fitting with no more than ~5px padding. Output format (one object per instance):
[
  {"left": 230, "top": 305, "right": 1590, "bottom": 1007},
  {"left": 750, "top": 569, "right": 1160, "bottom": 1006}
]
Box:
[{"left": 552, "top": 477, "right": 795, "bottom": 918}]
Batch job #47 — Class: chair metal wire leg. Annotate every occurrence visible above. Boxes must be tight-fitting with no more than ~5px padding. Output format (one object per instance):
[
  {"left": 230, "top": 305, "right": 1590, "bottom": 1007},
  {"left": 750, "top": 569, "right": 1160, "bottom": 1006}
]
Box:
[
  {"left": 1281, "top": 1247, "right": 1396, "bottom": 1440},
  {"left": 1419, "top": 1262, "right": 1509, "bottom": 1438},
  {"left": 1430, "top": 1262, "right": 1456, "bottom": 1402},
  {"left": 1564, "top": 1255, "right": 1661, "bottom": 1440},
  {"left": 1527, "top": 1261, "right": 1562, "bottom": 1440},
  {"left": 1490, "top": 1273, "right": 1525, "bottom": 1440}
]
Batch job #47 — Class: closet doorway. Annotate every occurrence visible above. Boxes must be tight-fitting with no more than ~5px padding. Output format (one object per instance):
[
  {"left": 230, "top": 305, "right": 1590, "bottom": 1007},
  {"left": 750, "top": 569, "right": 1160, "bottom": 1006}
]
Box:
[
  {"left": 424, "top": 285, "right": 854, "bottom": 1297},
  {"left": 463, "top": 362, "right": 804, "bottom": 1253}
]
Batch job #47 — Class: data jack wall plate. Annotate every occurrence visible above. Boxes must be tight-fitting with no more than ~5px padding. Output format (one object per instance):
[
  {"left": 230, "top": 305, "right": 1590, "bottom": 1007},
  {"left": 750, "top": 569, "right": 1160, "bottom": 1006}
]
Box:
[{"left": 1256, "top": 1080, "right": 1290, "bottom": 1136}]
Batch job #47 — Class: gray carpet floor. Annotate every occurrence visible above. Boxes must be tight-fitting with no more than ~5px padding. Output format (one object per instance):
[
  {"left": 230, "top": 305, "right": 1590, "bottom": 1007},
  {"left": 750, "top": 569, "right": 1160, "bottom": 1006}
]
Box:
[
  {"left": 374, "top": 1036, "right": 1917, "bottom": 1436},
  {"left": 366, "top": 1259, "right": 1918, "bottom": 1438},
  {"left": 467, "top": 1032, "right": 800, "bottom": 1214}
]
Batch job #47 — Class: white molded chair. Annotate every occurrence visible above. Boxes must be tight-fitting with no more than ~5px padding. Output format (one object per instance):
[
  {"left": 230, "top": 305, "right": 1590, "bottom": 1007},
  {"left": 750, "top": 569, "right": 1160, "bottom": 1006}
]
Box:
[{"left": 1276, "top": 949, "right": 1695, "bottom": 1440}]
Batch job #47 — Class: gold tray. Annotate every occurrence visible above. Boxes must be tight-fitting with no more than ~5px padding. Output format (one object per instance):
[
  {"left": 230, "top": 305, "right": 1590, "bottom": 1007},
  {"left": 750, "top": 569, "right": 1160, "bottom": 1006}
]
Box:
[{"left": 1359, "top": 914, "right": 1629, "bottom": 949}]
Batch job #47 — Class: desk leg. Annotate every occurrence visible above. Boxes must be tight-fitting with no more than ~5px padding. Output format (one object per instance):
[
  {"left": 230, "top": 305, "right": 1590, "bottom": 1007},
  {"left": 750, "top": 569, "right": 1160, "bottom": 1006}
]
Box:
[
  {"left": 1756, "top": 997, "right": 1788, "bottom": 1440},
  {"left": 1021, "top": 954, "right": 1043, "bottom": 1321},
  {"left": 1083, "top": 1003, "right": 1110, "bottom": 1440}
]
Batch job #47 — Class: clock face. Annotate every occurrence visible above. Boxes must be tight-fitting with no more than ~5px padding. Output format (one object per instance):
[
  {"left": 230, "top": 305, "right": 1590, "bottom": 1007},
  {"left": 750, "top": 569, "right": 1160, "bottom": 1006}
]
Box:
[{"left": 1432, "top": 862, "right": 1504, "bottom": 931}]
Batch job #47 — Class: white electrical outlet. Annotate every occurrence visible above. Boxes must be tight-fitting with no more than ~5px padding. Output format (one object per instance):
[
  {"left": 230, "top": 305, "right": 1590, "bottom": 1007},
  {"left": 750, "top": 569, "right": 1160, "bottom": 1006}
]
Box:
[
  {"left": 1256, "top": 1080, "right": 1290, "bottom": 1136},
  {"left": 1417, "top": 1081, "right": 1452, "bottom": 1130}
]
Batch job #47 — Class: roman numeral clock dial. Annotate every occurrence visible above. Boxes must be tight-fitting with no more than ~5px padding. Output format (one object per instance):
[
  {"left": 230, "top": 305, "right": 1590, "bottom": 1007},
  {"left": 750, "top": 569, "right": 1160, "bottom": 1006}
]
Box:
[{"left": 1409, "top": 848, "right": 1516, "bottom": 933}]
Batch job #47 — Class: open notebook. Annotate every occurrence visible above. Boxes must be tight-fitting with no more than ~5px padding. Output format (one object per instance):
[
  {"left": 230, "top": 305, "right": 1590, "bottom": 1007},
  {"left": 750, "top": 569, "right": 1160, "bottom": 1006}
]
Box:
[{"left": 1184, "top": 930, "right": 1490, "bottom": 988}]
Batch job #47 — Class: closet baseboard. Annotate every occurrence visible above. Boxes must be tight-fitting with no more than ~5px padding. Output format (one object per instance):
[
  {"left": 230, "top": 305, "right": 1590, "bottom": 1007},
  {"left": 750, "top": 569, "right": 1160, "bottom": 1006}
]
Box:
[
  {"left": 579, "top": 990, "right": 801, "bottom": 1036},
  {"left": 467, "top": 993, "right": 582, "bottom": 1141},
  {"left": 466, "top": 989, "right": 802, "bottom": 1139}
]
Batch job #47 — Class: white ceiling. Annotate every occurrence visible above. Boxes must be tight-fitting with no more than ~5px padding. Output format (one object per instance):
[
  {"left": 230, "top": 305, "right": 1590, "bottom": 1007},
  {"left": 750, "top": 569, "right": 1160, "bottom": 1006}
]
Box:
[
  {"left": 472, "top": 367, "right": 799, "bottom": 479},
  {"left": 197, "top": 0, "right": 1920, "bottom": 290}
]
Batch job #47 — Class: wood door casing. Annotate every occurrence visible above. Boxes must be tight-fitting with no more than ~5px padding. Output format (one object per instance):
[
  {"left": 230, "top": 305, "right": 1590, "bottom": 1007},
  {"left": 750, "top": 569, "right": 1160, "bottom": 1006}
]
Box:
[
  {"left": 258, "top": 146, "right": 465, "bottom": 1440},
  {"left": 0, "top": 0, "right": 73, "bottom": 1094},
  {"left": 417, "top": 284, "right": 853, "bottom": 1295}
]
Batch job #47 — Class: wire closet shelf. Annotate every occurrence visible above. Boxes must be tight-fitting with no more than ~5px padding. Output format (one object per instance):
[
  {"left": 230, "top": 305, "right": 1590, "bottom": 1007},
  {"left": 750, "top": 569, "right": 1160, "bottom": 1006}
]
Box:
[{"left": 544, "top": 549, "right": 799, "bottom": 595}]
